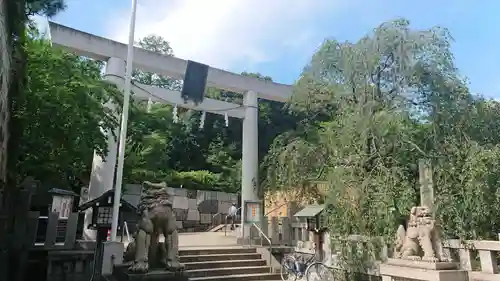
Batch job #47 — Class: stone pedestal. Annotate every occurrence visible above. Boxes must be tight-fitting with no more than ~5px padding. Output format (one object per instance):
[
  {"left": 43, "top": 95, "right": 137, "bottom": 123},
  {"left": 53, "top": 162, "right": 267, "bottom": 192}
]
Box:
[
  {"left": 113, "top": 264, "right": 189, "bottom": 281},
  {"left": 102, "top": 241, "right": 125, "bottom": 275},
  {"left": 380, "top": 259, "right": 468, "bottom": 281}
]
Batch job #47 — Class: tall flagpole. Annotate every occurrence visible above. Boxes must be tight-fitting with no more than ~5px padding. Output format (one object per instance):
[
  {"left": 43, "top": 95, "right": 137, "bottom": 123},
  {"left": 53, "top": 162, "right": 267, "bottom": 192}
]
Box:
[{"left": 110, "top": 0, "right": 137, "bottom": 241}]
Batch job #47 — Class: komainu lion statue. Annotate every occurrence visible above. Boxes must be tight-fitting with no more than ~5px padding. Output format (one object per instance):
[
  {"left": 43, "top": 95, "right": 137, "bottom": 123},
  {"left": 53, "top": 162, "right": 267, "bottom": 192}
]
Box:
[
  {"left": 124, "top": 181, "right": 185, "bottom": 273},
  {"left": 393, "top": 206, "right": 450, "bottom": 262}
]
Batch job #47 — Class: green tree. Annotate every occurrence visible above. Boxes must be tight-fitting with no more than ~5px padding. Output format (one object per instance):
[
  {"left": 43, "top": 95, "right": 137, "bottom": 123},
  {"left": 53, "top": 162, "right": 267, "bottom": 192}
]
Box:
[
  {"left": 125, "top": 35, "right": 210, "bottom": 182},
  {"left": 125, "top": 35, "right": 299, "bottom": 193},
  {"left": 132, "top": 35, "right": 181, "bottom": 91},
  {"left": 2, "top": 1, "right": 67, "bottom": 279},
  {"left": 12, "top": 33, "right": 120, "bottom": 190},
  {"left": 25, "top": 0, "right": 66, "bottom": 17},
  {"left": 264, "top": 18, "right": 500, "bottom": 276},
  {"left": 5, "top": 0, "right": 67, "bottom": 186}
]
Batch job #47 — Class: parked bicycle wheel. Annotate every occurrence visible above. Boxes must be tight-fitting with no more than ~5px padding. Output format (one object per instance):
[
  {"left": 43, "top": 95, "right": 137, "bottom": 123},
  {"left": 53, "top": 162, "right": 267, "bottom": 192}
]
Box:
[
  {"left": 305, "top": 262, "right": 335, "bottom": 281},
  {"left": 280, "top": 255, "right": 298, "bottom": 281}
]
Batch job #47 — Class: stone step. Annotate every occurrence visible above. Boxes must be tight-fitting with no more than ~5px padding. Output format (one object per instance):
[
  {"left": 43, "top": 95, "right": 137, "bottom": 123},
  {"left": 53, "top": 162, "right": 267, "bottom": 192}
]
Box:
[
  {"left": 190, "top": 272, "right": 281, "bottom": 281},
  {"left": 180, "top": 247, "right": 256, "bottom": 256},
  {"left": 185, "top": 265, "right": 271, "bottom": 278},
  {"left": 178, "top": 246, "right": 277, "bottom": 281},
  {"left": 208, "top": 222, "right": 241, "bottom": 232},
  {"left": 180, "top": 253, "right": 262, "bottom": 263},
  {"left": 184, "top": 259, "right": 267, "bottom": 270}
]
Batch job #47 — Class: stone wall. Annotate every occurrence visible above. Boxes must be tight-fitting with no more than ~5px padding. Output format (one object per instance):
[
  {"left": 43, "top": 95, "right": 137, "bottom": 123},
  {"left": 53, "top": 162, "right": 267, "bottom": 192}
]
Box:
[{"left": 123, "top": 184, "right": 239, "bottom": 232}]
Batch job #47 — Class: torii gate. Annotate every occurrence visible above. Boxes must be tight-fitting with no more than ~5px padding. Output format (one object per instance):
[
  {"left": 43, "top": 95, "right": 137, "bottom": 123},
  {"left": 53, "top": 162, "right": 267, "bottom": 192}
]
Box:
[{"left": 48, "top": 22, "right": 292, "bottom": 240}]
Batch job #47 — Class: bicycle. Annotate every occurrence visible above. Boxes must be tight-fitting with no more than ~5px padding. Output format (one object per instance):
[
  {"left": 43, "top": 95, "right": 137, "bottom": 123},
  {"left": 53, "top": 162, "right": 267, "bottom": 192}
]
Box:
[
  {"left": 280, "top": 247, "right": 318, "bottom": 281},
  {"left": 305, "top": 261, "right": 335, "bottom": 281}
]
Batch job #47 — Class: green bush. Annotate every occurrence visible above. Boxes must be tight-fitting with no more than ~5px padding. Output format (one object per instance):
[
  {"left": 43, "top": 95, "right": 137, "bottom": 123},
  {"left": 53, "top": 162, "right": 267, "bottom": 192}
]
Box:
[{"left": 167, "top": 170, "right": 224, "bottom": 191}]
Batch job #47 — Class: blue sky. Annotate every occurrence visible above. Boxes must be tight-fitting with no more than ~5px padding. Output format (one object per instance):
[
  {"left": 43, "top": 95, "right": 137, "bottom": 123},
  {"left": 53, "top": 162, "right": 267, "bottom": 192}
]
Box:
[{"left": 47, "top": 0, "right": 500, "bottom": 98}]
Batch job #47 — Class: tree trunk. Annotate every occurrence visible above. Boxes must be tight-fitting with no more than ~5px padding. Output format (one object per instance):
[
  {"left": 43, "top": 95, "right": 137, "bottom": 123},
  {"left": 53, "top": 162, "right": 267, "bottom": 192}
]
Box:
[{"left": 0, "top": 0, "right": 12, "bottom": 186}]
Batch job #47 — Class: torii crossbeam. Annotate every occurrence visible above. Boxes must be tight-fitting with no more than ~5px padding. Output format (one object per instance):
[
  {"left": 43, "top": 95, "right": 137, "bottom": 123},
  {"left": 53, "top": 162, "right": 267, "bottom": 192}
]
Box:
[{"left": 48, "top": 22, "right": 292, "bottom": 241}]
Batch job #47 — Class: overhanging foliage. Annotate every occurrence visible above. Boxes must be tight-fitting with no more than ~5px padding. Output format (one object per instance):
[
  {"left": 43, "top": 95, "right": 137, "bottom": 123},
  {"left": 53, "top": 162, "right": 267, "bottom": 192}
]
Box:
[{"left": 263, "top": 18, "right": 500, "bottom": 277}]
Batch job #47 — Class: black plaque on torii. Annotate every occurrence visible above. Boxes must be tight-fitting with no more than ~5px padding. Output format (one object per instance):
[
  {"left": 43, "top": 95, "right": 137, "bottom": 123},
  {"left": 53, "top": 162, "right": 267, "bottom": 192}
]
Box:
[{"left": 181, "top": 60, "right": 209, "bottom": 105}]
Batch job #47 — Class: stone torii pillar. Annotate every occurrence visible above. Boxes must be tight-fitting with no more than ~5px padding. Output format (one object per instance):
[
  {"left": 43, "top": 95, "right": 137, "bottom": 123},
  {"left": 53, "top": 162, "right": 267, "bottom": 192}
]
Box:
[
  {"left": 240, "top": 90, "right": 259, "bottom": 239},
  {"left": 81, "top": 57, "right": 123, "bottom": 240}
]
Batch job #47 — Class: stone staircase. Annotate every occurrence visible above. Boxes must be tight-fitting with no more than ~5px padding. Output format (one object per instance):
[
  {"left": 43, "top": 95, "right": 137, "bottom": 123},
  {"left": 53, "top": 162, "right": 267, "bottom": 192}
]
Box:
[{"left": 180, "top": 247, "right": 281, "bottom": 281}]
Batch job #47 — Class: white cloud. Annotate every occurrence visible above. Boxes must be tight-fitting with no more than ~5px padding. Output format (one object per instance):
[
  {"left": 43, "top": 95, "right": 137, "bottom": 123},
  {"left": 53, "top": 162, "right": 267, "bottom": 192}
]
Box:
[
  {"left": 105, "top": 0, "right": 342, "bottom": 70},
  {"left": 30, "top": 15, "right": 51, "bottom": 39}
]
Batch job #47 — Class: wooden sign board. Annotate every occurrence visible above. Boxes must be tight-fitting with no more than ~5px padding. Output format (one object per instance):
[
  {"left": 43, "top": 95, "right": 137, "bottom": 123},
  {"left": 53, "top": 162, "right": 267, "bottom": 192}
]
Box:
[{"left": 244, "top": 201, "right": 262, "bottom": 224}]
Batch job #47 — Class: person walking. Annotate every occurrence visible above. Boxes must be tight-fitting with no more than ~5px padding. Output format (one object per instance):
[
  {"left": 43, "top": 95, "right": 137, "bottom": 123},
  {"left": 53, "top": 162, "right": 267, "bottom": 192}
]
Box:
[{"left": 228, "top": 203, "right": 238, "bottom": 230}]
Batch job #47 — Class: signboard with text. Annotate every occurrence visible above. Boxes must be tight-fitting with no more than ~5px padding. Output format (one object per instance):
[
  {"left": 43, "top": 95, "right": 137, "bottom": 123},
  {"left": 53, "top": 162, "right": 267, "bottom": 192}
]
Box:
[
  {"left": 51, "top": 195, "right": 74, "bottom": 219},
  {"left": 244, "top": 200, "right": 262, "bottom": 224}
]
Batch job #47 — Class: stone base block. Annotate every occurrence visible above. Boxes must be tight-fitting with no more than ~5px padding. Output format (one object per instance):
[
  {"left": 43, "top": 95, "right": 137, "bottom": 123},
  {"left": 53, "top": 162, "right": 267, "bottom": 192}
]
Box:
[
  {"left": 76, "top": 240, "right": 97, "bottom": 250},
  {"left": 380, "top": 262, "right": 468, "bottom": 281},
  {"left": 102, "top": 241, "right": 125, "bottom": 275},
  {"left": 236, "top": 237, "right": 266, "bottom": 245},
  {"left": 386, "top": 258, "right": 459, "bottom": 270},
  {"left": 113, "top": 264, "right": 189, "bottom": 281}
]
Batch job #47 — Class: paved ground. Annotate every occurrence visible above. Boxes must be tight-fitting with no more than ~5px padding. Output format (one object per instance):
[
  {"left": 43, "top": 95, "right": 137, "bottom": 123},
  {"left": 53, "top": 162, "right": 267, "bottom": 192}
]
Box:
[
  {"left": 120, "top": 229, "right": 240, "bottom": 249},
  {"left": 179, "top": 231, "right": 239, "bottom": 248}
]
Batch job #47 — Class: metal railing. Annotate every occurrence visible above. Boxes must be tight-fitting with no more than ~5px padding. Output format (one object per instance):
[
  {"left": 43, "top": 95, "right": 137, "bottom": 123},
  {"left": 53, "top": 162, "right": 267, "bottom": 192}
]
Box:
[
  {"left": 224, "top": 215, "right": 230, "bottom": 236},
  {"left": 249, "top": 222, "right": 273, "bottom": 273},
  {"left": 224, "top": 203, "right": 288, "bottom": 236},
  {"left": 211, "top": 206, "right": 241, "bottom": 230},
  {"left": 216, "top": 203, "right": 288, "bottom": 272},
  {"left": 222, "top": 203, "right": 288, "bottom": 236},
  {"left": 212, "top": 202, "right": 287, "bottom": 230},
  {"left": 211, "top": 212, "right": 223, "bottom": 229},
  {"left": 122, "top": 221, "right": 131, "bottom": 243}
]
